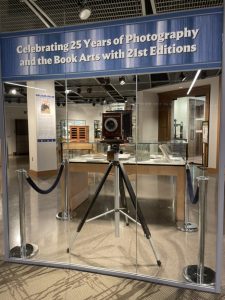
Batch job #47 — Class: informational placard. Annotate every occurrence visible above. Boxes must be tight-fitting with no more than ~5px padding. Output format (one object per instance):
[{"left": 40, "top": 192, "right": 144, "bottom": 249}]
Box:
[
  {"left": 36, "top": 93, "right": 56, "bottom": 142},
  {"left": 202, "top": 121, "right": 209, "bottom": 144},
  {"left": 0, "top": 8, "right": 222, "bottom": 81}
]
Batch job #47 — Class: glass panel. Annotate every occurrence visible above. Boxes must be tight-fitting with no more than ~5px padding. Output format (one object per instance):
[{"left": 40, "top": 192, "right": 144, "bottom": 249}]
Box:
[
  {"left": 65, "top": 75, "right": 138, "bottom": 273},
  {"left": 136, "top": 70, "right": 219, "bottom": 286},
  {"left": 0, "top": 138, "right": 2, "bottom": 257},
  {"left": 4, "top": 79, "right": 69, "bottom": 262},
  {"left": 3, "top": 66, "right": 221, "bottom": 288}
]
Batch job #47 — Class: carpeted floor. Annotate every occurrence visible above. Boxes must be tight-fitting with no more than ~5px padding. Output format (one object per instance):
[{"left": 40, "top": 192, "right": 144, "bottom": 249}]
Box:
[{"left": 0, "top": 260, "right": 225, "bottom": 300}]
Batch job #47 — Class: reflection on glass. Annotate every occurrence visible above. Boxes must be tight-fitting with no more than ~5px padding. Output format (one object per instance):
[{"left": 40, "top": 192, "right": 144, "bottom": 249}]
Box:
[
  {"left": 66, "top": 76, "right": 138, "bottom": 273},
  {"left": 4, "top": 80, "right": 68, "bottom": 262},
  {"left": 136, "top": 70, "right": 218, "bottom": 284},
  {"left": 3, "top": 70, "right": 220, "bottom": 288}
]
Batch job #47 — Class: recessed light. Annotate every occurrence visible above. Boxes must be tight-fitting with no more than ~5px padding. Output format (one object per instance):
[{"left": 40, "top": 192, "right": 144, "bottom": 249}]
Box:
[
  {"left": 79, "top": 7, "right": 91, "bottom": 20},
  {"left": 187, "top": 70, "right": 201, "bottom": 95},
  {"left": 11, "top": 89, "right": 17, "bottom": 95},
  {"left": 119, "top": 76, "right": 126, "bottom": 85}
]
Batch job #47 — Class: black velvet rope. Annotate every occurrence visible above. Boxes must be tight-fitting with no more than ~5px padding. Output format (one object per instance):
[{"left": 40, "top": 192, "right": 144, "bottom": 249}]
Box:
[
  {"left": 186, "top": 166, "right": 199, "bottom": 204},
  {"left": 25, "top": 162, "right": 64, "bottom": 194}
]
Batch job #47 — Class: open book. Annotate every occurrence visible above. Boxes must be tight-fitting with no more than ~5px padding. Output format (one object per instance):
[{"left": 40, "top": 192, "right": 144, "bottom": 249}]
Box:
[{"left": 159, "top": 144, "right": 171, "bottom": 162}]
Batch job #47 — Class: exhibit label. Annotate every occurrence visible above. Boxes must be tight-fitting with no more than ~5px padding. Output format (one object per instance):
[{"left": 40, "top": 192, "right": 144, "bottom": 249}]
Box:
[
  {"left": 36, "top": 93, "right": 56, "bottom": 142},
  {"left": 0, "top": 8, "right": 222, "bottom": 80}
]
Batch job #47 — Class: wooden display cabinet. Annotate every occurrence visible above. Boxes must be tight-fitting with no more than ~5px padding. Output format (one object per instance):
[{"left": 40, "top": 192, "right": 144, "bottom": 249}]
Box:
[{"left": 70, "top": 126, "right": 89, "bottom": 143}]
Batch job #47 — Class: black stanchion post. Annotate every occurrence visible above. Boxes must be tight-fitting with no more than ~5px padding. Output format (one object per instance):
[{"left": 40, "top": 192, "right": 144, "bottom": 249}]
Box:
[
  {"left": 19, "top": 169, "right": 26, "bottom": 258},
  {"left": 183, "top": 175, "right": 215, "bottom": 285},
  {"left": 56, "top": 159, "right": 70, "bottom": 220},
  {"left": 10, "top": 169, "right": 38, "bottom": 258}
]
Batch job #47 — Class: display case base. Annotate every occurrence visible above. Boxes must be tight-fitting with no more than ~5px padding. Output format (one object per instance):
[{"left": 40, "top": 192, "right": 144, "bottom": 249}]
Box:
[
  {"left": 177, "top": 222, "right": 198, "bottom": 232},
  {"left": 183, "top": 265, "right": 215, "bottom": 285},
  {"left": 10, "top": 243, "right": 39, "bottom": 258},
  {"left": 56, "top": 211, "right": 70, "bottom": 220}
]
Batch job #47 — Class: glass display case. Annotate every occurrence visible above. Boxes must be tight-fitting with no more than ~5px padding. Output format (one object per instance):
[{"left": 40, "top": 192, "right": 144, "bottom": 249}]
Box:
[
  {"left": 1, "top": 63, "right": 223, "bottom": 292},
  {"left": 68, "top": 140, "right": 187, "bottom": 165}
]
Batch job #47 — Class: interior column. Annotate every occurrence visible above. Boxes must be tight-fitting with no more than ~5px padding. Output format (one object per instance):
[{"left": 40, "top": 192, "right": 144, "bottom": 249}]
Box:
[{"left": 27, "top": 80, "right": 57, "bottom": 174}]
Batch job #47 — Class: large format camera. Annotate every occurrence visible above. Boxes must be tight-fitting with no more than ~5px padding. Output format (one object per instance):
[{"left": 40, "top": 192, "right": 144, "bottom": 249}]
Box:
[{"left": 102, "top": 110, "right": 132, "bottom": 144}]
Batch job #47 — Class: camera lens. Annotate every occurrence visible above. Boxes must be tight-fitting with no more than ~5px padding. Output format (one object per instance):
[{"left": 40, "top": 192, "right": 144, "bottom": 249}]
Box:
[{"left": 104, "top": 117, "right": 118, "bottom": 132}]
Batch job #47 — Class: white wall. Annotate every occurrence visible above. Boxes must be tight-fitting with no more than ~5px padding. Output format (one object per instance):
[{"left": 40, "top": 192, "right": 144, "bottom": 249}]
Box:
[
  {"left": 56, "top": 104, "right": 103, "bottom": 142},
  {"left": 137, "top": 90, "right": 159, "bottom": 142}
]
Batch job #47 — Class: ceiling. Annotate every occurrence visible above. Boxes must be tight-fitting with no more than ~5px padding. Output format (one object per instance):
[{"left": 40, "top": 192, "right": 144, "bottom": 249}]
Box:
[
  {"left": 1, "top": 0, "right": 223, "bottom": 105},
  {"left": 4, "top": 70, "right": 220, "bottom": 106},
  {"left": 0, "top": 0, "right": 223, "bottom": 33}
]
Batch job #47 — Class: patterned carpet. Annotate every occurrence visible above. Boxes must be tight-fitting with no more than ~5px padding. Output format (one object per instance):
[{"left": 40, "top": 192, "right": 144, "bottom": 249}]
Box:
[{"left": 0, "top": 261, "right": 225, "bottom": 300}]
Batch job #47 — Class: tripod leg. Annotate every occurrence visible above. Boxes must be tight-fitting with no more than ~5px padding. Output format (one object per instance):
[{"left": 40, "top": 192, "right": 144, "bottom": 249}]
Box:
[
  {"left": 76, "top": 162, "right": 114, "bottom": 233},
  {"left": 118, "top": 163, "right": 161, "bottom": 266},
  {"left": 118, "top": 163, "right": 150, "bottom": 236},
  {"left": 119, "top": 172, "right": 129, "bottom": 225}
]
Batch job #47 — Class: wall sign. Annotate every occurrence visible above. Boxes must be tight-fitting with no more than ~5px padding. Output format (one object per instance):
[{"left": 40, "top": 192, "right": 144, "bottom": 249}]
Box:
[
  {"left": 36, "top": 93, "right": 56, "bottom": 142},
  {"left": 0, "top": 8, "right": 222, "bottom": 81}
]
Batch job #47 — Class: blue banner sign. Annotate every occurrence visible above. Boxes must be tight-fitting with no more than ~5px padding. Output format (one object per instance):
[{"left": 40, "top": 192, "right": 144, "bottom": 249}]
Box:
[{"left": 0, "top": 8, "right": 222, "bottom": 81}]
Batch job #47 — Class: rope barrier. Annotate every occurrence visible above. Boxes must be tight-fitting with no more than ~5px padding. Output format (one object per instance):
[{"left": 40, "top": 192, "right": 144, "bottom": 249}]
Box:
[
  {"left": 186, "top": 165, "right": 199, "bottom": 204},
  {"left": 25, "top": 162, "right": 65, "bottom": 194}
]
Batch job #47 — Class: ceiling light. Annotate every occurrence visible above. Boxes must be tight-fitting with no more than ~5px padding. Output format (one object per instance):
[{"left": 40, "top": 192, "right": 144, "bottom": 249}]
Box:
[
  {"left": 87, "top": 87, "right": 92, "bottom": 93},
  {"left": 79, "top": 8, "right": 91, "bottom": 20},
  {"left": 119, "top": 76, "right": 126, "bottom": 85},
  {"left": 5, "top": 82, "right": 46, "bottom": 91},
  {"left": 10, "top": 89, "right": 17, "bottom": 95},
  {"left": 65, "top": 89, "right": 72, "bottom": 94},
  {"left": 187, "top": 70, "right": 201, "bottom": 95},
  {"left": 179, "top": 72, "right": 187, "bottom": 82},
  {"left": 79, "top": 1, "right": 91, "bottom": 20}
]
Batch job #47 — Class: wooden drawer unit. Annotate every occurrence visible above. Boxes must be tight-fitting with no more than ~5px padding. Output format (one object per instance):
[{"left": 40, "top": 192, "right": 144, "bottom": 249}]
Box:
[{"left": 70, "top": 126, "right": 89, "bottom": 142}]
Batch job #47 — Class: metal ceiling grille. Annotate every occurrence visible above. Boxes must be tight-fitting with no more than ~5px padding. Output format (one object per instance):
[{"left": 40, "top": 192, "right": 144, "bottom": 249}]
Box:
[
  {"left": 154, "top": 0, "right": 223, "bottom": 13},
  {"left": 0, "top": 0, "right": 143, "bottom": 32},
  {"left": 0, "top": 0, "right": 223, "bottom": 33}
]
